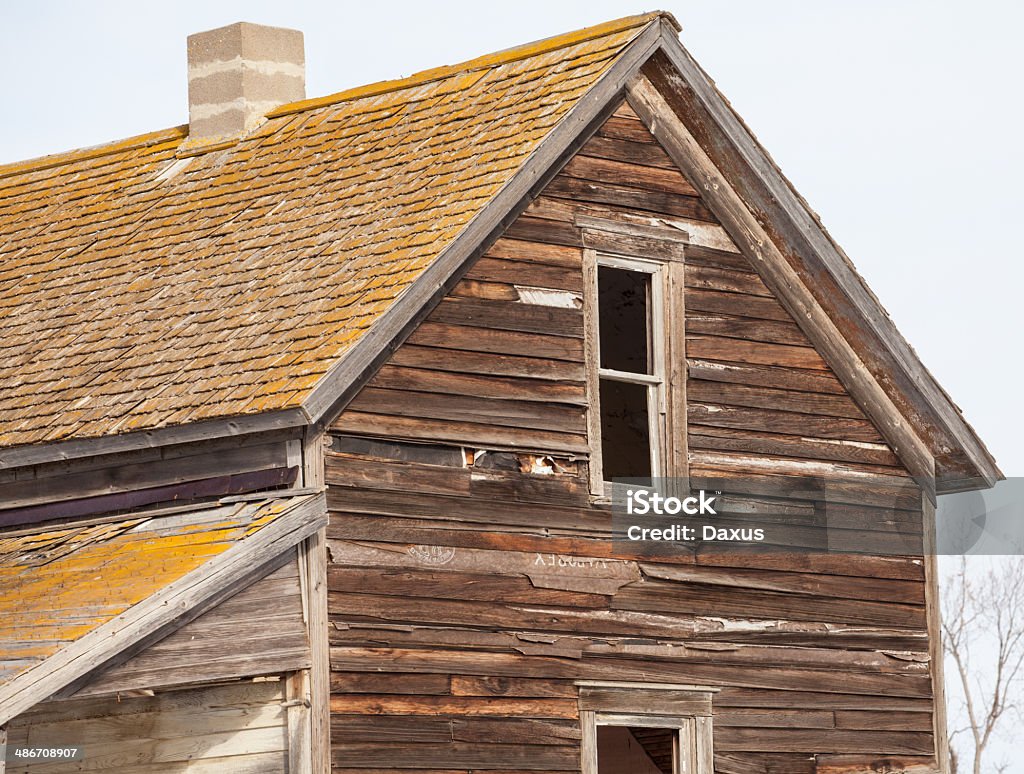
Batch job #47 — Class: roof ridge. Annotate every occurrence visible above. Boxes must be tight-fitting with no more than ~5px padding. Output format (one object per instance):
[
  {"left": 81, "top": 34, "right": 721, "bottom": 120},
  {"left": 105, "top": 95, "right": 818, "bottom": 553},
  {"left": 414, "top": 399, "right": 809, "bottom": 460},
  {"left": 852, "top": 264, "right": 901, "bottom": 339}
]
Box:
[
  {"left": 268, "top": 11, "right": 674, "bottom": 118},
  {"left": 0, "top": 12, "right": 679, "bottom": 181},
  {"left": 0, "top": 125, "right": 187, "bottom": 183}
]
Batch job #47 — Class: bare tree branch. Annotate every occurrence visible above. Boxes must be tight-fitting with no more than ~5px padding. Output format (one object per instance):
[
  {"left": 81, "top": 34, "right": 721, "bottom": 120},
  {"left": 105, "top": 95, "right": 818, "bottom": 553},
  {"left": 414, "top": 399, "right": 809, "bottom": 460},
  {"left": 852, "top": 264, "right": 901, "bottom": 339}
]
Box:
[{"left": 942, "top": 556, "right": 1024, "bottom": 774}]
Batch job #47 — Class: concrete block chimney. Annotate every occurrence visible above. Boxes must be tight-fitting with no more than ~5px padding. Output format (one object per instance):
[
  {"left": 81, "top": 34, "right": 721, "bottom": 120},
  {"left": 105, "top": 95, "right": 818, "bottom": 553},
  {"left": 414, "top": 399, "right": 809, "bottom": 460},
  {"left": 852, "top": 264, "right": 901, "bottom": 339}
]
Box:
[{"left": 187, "top": 22, "right": 305, "bottom": 140}]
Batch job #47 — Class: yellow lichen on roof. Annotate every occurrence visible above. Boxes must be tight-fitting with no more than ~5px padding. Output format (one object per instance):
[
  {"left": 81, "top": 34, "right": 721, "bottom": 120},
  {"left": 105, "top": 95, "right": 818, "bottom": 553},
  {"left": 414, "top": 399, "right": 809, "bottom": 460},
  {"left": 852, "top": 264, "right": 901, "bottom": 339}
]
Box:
[
  {"left": 0, "top": 498, "right": 298, "bottom": 687},
  {"left": 0, "top": 15, "right": 664, "bottom": 449}
]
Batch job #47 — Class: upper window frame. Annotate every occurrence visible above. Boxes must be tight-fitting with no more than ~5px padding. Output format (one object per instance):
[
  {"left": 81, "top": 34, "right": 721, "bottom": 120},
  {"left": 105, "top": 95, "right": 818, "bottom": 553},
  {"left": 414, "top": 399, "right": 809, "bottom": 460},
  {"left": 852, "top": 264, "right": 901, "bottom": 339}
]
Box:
[
  {"left": 583, "top": 239, "right": 689, "bottom": 498},
  {"left": 596, "top": 254, "right": 667, "bottom": 483}
]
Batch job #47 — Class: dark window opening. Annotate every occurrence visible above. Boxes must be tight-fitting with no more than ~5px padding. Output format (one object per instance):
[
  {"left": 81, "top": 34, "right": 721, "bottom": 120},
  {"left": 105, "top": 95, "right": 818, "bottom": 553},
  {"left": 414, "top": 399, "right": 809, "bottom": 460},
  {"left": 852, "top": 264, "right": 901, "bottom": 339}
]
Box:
[
  {"left": 599, "top": 379, "right": 651, "bottom": 479},
  {"left": 597, "top": 725, "right": 674, "bottom": 774},
  {"left": 598, "top": 266, "right": 650, "bottom": 374},
  {"left": 595, "top": 261, "right": 662, "bottom": 483}
]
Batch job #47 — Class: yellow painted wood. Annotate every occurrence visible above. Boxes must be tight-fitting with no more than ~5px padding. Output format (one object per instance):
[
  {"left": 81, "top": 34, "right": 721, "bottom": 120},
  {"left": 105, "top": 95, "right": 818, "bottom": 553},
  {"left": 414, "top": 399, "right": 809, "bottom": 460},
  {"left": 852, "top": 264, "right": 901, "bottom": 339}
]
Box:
[{"left": 0, "top": 499, "right": 297, "bottom": 690}]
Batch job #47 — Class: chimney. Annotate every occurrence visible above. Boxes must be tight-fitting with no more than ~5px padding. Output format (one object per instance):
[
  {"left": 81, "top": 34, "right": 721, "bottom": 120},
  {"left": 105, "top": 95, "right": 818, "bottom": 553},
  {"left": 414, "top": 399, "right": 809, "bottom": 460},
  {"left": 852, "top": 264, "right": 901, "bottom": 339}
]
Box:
[{"left": 187, "top": 22, "right": 305, "bottom": 140}]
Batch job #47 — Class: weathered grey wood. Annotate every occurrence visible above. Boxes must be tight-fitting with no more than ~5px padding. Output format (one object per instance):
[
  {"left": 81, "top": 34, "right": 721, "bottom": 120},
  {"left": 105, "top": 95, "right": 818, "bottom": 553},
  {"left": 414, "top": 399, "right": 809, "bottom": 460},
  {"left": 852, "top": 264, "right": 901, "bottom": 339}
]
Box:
[
  {"left": 579, "top": 710, "right": 598, "bottom": 774},
  {"left": 921, "top": 495, "right": 950, "bottom": 772},
  {"left": 304, "top": 532, "right": 331, "bottom": 774},
  {"left": 71, "top": 560, "right": 308, "bottom": 698},
  {"left": 7, "top": 681, "right": 288, "bottom": 773},
  {"left": 287, "top": 670, "right": 313, "bottom": 774},
  {"left": 579, "top": 687, "right": 711, "bottom": 716},
  {"left": 625, "top": 75, "right": 937, "bottom": 496},
  {"left": 0, "top": 493, "right": 327, "bottom": 724},
  {"left": 581, "top": 249, "right": 604, "bottom": 495},
  {"left": 678, "top": 718, "right": 696, "bottom": 774},
  {"left": 695, "top": 715, "right": 714, "bottom": 774},
  {"left": 577, "top": 209, "right": 688, "bottom": 240},
  {"left": 0, "top": 441, "right": 288, "bottom": 511},
  {"left": 667, "top": 259, "right": 690, "bottom": 482}
]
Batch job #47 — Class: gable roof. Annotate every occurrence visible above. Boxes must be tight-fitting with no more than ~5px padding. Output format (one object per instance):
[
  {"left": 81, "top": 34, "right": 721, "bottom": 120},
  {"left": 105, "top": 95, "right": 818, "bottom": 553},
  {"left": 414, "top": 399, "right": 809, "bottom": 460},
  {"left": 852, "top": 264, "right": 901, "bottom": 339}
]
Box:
[
  {"left": 0, "top": 13, "right": 1000, "bottom": 491},
  {"left": 0, "top": 491, "right": 326, "bottom": 722}
]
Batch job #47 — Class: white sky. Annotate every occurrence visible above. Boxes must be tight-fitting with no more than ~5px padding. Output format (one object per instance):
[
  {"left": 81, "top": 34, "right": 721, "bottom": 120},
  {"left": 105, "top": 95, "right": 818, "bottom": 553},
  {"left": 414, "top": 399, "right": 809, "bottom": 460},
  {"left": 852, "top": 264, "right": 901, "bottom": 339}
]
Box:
[{"left": 3, "top": 0, "right": 1022, "bottom": 764}]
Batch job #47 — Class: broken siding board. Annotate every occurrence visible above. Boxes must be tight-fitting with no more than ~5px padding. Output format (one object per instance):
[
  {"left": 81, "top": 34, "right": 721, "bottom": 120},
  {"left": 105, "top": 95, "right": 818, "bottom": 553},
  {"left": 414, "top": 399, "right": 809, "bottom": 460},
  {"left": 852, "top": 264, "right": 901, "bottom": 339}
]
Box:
[{"left": 428, "top": 297, "right": 584, "bottom": 337}]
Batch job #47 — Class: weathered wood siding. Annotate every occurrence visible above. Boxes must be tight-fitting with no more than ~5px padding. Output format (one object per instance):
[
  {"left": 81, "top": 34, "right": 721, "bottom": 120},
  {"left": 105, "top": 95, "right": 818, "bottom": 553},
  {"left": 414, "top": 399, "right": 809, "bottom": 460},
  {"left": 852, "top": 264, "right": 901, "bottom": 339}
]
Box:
[
  {"left": 71, "top": 557, "right": 310, "bottom": 699},
  {"left": 325, "top": 102, "right": 935, "bottom": 772},
  {"left": 0, "top": 430, "right": 301, "bottom": 526},
  {"left": 7, "top": 679, "right": 290, "bottom": 772}
]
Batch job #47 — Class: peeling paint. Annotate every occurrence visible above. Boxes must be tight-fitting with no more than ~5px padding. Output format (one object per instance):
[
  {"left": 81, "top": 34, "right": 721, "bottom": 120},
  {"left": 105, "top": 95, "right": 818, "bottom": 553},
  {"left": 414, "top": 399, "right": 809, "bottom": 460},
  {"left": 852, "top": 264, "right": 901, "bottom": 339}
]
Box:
[{"left": 513, "top": 286, "right": 581, "bottom": 309}]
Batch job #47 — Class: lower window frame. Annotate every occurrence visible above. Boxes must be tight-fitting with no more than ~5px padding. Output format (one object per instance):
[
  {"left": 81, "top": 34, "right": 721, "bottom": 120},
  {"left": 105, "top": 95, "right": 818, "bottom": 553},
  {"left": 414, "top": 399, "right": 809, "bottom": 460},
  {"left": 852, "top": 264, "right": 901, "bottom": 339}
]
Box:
[{"left": 577, "top": 682, "right": 715, "bottom": 774}]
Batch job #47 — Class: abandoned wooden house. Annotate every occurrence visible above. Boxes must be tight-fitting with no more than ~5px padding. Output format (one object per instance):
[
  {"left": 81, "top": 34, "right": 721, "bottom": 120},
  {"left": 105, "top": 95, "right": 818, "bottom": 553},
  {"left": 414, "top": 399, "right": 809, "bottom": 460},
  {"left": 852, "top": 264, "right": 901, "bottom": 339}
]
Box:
[{"left": 0, "top": 12, "right": 1001, "bottom": 774}]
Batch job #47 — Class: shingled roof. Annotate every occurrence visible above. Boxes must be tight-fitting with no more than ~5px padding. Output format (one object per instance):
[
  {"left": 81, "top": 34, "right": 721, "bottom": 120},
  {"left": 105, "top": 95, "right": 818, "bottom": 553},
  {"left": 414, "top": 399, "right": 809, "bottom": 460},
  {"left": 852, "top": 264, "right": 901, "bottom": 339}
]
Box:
[{"left": 0, "top": 14, "right": 660, "bottom": 449}]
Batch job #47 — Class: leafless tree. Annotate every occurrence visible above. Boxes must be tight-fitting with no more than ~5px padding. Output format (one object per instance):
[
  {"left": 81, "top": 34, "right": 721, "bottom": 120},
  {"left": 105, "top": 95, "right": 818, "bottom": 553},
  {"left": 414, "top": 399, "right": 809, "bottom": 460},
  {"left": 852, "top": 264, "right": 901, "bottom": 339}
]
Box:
[{"left": 942, "top": 557, "right": 1024, "bottom": 774}]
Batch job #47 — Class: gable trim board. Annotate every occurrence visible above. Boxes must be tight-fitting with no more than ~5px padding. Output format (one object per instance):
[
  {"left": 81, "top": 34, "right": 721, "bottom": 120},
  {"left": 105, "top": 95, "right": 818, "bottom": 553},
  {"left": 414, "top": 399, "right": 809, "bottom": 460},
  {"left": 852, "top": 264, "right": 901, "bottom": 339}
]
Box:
[
  {"left": 624, "top": 76, "right": 936, "bottom": 496},
  {"left": 0, "top": 491, "right": 327, "bottom": 725},
  {"left": 643, "top": 22, "right": 999, "bottom": 492},
  {"left": 0, "top": 14, "right": 999, "bottom": 494}
]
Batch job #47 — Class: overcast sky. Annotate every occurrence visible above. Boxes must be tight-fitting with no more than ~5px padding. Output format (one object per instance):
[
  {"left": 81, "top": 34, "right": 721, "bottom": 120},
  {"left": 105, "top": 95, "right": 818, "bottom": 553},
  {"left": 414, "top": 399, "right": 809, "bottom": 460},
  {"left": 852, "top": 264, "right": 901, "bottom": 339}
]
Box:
[{"left": 3, "top": 0, "right": 1021, "bottom": 762}]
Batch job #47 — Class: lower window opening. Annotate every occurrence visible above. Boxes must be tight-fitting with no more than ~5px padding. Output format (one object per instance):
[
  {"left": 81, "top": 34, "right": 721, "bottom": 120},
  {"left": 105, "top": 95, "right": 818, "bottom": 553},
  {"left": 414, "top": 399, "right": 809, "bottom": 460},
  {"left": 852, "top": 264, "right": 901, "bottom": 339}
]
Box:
[{"left": 597, "top": 725, "right": 675, "bottom": 774}]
